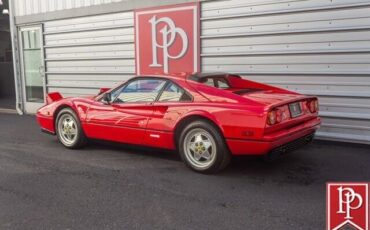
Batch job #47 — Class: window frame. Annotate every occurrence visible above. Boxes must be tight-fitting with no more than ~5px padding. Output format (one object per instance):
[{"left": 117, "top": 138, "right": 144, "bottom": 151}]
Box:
[
  {"left": 156, "top": 81, "right": 194, "bottom": 103},
  {"left": 111, "top": 77, "right": 168, "bottom": 104}
]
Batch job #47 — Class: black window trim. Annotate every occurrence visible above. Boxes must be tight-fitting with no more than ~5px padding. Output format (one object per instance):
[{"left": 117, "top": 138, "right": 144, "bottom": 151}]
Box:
[
  {"left": 99, "top": 76, "right": 193, "bottom": 104},
  {"left": 155, "top": 80, "right": 194, "bottom": 103}
]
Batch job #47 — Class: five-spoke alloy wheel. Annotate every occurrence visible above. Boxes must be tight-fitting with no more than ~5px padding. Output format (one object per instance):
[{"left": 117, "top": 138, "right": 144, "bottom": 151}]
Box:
[
  {"left": 179, "top": 120, "right": 231, "bottom": 174},
  {"left": 58, "top": 113, "right": 78, "bottom": 146},
  {"left": 56, "top": 108, "right": 87, "bottom": 149},
  {"left": 183, "top": 128, "right": 217, "bottom": 169}
]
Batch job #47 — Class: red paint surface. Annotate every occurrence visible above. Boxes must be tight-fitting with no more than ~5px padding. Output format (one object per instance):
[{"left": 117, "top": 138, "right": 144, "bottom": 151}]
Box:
[{"left": 46, "top": 92, "right": 63, "bottom": 104}]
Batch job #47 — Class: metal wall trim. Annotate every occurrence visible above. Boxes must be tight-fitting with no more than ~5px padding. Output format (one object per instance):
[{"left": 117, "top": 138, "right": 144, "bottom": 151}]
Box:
[
  {"left": 201, "top": 49, "right": 370, "bottom": 56},
  {"left": 45, "top": 56, "right": 134, "bottom": 61},
  {"left": 201, "top": 2, "right": 370, "bottom": 21},
  {"left": 201, "top": 26, "right": 370, "bottom": 39},
  {"left": 43, "top": 24, "right": 133, "bottom": 35},
  {"left": 45, "top": 71, "right": 135, "bottom": 75},
  {"left": 43, "top": 40, "right": 133, "bottom": 48}
]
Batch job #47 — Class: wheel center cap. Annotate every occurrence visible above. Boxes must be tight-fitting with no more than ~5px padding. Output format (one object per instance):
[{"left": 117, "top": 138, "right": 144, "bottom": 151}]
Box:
[{"left": 195, "top": 141, "right": 205, "bottom": 154}]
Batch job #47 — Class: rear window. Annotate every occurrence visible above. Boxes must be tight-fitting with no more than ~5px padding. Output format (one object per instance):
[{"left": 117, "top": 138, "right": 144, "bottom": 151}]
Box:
[{"left": 199, "top": 77, "right": 231, "bottom": 89}]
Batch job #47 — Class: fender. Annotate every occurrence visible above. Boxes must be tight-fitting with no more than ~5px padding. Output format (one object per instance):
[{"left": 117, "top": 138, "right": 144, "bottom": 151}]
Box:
[
  {"left": 175, "top": 109, "right": 225, "bottom": 134},
  {"left": 51, "top": 99, "right": 90, "bottom": 123}
]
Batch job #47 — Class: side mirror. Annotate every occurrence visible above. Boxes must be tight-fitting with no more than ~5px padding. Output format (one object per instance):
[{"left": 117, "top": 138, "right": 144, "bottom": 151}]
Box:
[{"left": 102, "top": 92, "right": 112, "bottom": 104}]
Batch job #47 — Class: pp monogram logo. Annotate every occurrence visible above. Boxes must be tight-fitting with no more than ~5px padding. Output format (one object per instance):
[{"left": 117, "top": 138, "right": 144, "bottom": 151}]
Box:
[
  {"left": 135, "top": 3, "right": 199, "bottom": 75},
  {"left": 327, "top": 183, "right": 369, "bottom": 230},
  {"left": 337, "top": 186, "right": 364, "bottom": 220},
  {"left": 149, "top": 16, "right": 188, "bottom": 74}
]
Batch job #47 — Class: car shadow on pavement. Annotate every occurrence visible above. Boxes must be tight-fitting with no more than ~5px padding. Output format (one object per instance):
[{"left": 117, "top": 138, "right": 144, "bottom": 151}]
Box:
[
  {"left": 222, "top": 140, "right": 370, "bottom": 184},
  {"left": 81, "top": 138, "right": 318, "bottom": 183},
  {"left": 85, "top": 139, "right": 182, "bottom": 162},
  {"left": 56, "top": 137, "right": 370, "bottom": 185}
]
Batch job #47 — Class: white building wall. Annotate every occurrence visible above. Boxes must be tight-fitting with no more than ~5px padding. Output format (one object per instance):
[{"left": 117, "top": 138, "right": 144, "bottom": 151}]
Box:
[
  {"left": 201, "top": 0, "right": 370, "bottom": 144},
  {"left": 13, "top": 0, "right": 370, "bottom": 144}
]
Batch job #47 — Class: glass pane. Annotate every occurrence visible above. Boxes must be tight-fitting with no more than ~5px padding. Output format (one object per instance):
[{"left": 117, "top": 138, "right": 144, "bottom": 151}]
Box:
[
  {"left": 204, "top": 78, "right": 214, "bottom": 87},
  {"left": 115, "top": 79, "right": 166, "bottom": 103},
  {"left": 22, "top": 29, "right": 43, "bottom": 102},
  {"left": 159, "top": 83, "right": 187, "bottom": 102},
  {"left": 217, "top": 78, "right": 230, "bottom": 89}
]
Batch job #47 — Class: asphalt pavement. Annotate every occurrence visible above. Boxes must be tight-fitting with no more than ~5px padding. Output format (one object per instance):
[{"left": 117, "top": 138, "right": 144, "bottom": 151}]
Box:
[{"left": 0, "top": 113, "right": 369, "bottom": 230}]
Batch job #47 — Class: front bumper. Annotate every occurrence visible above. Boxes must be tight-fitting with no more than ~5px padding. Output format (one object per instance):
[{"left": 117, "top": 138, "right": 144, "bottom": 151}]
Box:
[
  {"left": 36, "top": 113, "right": 55, "bottom": 135},
  {"left": 226, "top": 117, "right": 320, "bottom": 155}
]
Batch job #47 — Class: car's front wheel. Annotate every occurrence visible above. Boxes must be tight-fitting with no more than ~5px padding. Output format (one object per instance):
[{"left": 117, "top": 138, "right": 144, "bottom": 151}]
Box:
[
  {"left": 56, "top": 108, "right": 87, "bottom": 149},
  {"left": 178, "top": 120, "right": 231, "bottom": 174}
]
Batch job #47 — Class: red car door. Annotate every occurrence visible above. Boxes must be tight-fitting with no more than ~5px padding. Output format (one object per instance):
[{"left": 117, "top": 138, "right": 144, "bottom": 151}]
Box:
[
  {"left": 143, "top": 81, "right": 193, "bottom": 149},
  {"left": 85, "top": 102, "right": 154, "bottom": 145},
  {"left": 84, "top": 78, "right": 167, "bottom": 145}
]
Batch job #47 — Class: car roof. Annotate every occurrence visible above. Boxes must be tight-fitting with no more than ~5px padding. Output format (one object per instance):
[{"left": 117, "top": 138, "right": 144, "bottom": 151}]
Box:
[
  {"left": 138, "top": 72, "right": 241, "bottom": 82},
  {"left": 188, "top": 72, "right": 241, "bottom": 82},
  {"left": 138, "top": 72, "right": 188, "bottom": 81}
]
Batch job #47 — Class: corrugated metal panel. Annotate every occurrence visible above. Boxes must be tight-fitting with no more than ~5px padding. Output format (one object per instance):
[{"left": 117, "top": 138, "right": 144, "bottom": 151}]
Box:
[
  {"left": 14, "top": 0, "right": 125, "bottom": 16},
  {"left": 43, "top": 11, "right": 135, "bottom": 96},
  {"left": 201, "top": 0, "right": 370, "bottom": 144}
]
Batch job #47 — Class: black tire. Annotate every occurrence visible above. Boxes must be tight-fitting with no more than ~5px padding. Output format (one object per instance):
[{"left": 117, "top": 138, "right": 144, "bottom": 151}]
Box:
[
  {"left": 55, "top": 108, "right": 87, "bottom": 149},
  {"left": 178, "top": 120, "right": 231, "bottom": 174}
]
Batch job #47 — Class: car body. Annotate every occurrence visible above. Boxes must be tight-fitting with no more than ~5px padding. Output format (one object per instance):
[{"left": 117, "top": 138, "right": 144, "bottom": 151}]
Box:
[{"left": 37, "top": 72, "right": 321, "bottom": 173}]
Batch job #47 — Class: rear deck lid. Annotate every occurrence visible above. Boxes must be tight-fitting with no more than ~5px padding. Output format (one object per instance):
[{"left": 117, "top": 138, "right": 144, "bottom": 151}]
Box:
[{"left": 235, "top": 90, "right": 307, "bottom": 107}]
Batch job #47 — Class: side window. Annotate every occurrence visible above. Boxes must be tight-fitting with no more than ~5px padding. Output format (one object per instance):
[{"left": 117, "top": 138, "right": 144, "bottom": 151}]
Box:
[
  {"left": 158, "top": 82, "right": 192, "bottom": 102},
  {"left": 114, "top": 79, "right": 166, "bottom": 103},
  {"left": 204, "top": 78, "right": 215, "bottom": 87},
  {"left": 199, "top": 77, "right": 230, "bottom": 89},
  {"left": 216, "top": 78, "right": 230, "bottom": 89}
]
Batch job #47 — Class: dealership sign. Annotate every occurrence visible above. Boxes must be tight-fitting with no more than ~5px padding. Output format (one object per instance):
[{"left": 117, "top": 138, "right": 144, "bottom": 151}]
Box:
[
  {"left": 327, "top": 183, "right": 369, "bottom": 230},
  {"left": 135, "top": 2, "right": 199, "bottom": 75}
]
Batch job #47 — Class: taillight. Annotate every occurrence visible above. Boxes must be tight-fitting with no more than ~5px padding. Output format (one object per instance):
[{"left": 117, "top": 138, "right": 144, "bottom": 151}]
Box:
[
  {"left": 307, "top": 99, "right": 319, "bottom": 113},
  {"left": 267, "top": 105, "right": 290, "bottom": 125},
  {"left": 275, "top": 109, "right": 283, "bottom": 123},
  {"left": 267, "top": 110, "right": 277, "bottom": 125}
]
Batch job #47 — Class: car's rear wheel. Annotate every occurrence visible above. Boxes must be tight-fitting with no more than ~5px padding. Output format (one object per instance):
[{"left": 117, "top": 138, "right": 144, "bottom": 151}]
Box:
[
  {"left": 56, "top": 108, "right": 87, "bottom": 149},
  {"left": 178, "top": 120, "right": 231, "bottom": 174}
]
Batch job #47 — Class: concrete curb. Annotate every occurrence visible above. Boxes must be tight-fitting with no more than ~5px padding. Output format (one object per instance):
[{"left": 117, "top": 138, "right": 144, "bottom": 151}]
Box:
[{"left": 0, "top": 108, "right": 18, "bottom": 114}]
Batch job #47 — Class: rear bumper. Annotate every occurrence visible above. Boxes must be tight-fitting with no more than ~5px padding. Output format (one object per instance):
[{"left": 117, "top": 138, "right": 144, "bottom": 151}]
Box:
[{"left": 226, "top": 117, "right": 320, "bottom": 155}]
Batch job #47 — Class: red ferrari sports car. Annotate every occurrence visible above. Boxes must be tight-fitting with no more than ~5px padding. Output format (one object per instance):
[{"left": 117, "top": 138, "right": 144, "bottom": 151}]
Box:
[{"left": 37, "top": 72, "right": 321, "bottom": 173}]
